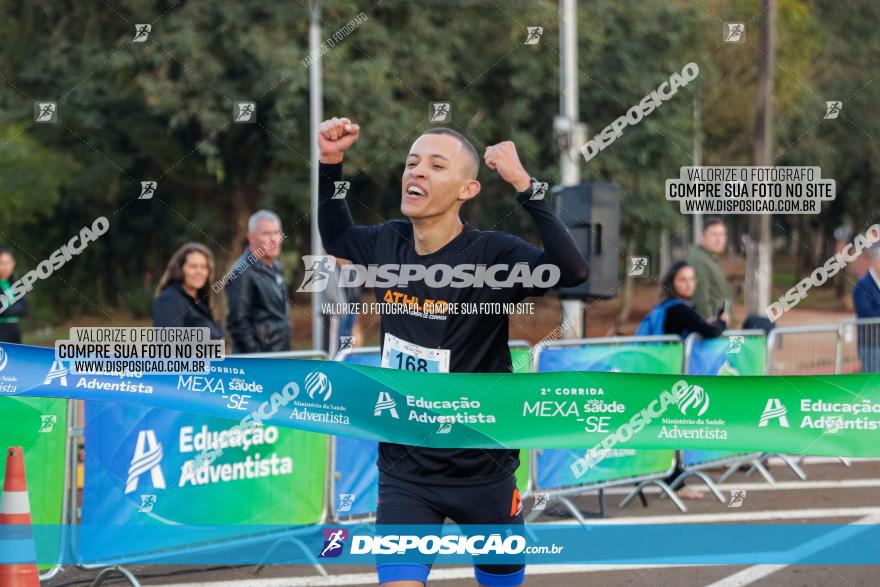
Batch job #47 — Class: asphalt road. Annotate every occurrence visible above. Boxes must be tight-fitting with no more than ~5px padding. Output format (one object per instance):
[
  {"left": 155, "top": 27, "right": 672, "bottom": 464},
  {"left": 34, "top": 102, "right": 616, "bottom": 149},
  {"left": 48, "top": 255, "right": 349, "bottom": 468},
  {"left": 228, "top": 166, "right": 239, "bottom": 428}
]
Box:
[{"left": 45, "top": 457, "right": 880, "bottom": 587}]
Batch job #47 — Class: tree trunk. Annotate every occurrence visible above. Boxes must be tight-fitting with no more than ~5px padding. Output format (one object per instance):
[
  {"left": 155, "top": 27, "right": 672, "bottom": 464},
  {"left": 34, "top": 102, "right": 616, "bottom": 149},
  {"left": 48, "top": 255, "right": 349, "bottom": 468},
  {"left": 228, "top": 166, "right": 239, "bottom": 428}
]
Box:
[{"left": 659, "top": 228, "right": 671, "bottom": 279}]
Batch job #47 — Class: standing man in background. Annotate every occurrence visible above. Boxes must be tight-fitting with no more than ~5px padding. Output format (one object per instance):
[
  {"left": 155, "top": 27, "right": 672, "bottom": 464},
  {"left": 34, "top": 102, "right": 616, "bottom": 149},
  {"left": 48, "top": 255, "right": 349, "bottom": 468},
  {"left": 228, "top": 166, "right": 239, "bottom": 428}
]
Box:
[
  {"left": 852, "top": 243, "right": 880, "bottom": 372},
  {"left": 226, "top": 210, "right": 291, "bottom": 353},
  {"left": 689, "top": 217, "right": 732, "bottom": 324}
]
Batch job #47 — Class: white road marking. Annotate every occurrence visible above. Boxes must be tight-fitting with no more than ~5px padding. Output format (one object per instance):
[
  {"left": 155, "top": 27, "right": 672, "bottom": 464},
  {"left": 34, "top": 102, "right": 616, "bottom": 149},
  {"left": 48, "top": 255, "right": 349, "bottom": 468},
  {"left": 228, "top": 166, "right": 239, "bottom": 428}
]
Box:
[
  {"left": 599, "top": 477, "right": 880, "bottom": 495},
  {"left": 703, "top": 512, "right": 880, "bottom": 587},
  {"left": 159, "top": 563, "right": 703, "bottom": 587},
  {"left": 562, "top": 506, "right": 880, "bottom": 525},
  {"left": 156, "top": 507, "right": 880, "bottom": 587}
]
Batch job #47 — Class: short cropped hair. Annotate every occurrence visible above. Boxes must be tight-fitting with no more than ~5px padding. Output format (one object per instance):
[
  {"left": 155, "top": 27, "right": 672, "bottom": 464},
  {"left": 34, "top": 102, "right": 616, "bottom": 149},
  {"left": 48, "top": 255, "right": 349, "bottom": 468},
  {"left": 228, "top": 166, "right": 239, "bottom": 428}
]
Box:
[
  {"left": 248, "top": 210, "right": 282, "bottom": 233},
  {"left": 702, "top": 217, "right": 726, "bottom": 232},
  {"left": 420, "top": 127, "right": 480, "bottom": 179}
]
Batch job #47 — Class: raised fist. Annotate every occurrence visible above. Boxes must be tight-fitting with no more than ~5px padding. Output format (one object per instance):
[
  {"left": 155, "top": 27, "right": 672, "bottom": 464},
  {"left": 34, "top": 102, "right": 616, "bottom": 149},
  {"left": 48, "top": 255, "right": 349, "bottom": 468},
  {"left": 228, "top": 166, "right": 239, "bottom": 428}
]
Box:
[
  {"left": 318, "top": 117, "right": 360, "bottom": 164},
  {"left": 483, "top": 141, "right": 531, "bottom": 192}
]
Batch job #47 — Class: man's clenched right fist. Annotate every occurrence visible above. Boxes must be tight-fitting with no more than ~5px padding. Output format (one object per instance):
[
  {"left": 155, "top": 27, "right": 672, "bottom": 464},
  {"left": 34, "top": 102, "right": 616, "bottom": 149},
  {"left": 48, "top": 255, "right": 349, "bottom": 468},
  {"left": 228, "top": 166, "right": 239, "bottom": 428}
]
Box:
[{"left": 318, "top": 117, "right": 360, "bottom": 164}]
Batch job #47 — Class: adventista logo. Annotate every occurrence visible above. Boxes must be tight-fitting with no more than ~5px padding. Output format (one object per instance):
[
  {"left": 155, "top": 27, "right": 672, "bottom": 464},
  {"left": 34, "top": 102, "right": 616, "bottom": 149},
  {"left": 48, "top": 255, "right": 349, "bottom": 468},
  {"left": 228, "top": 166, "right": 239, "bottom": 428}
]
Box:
[
  {"left": 676, "top": 382, "right": 709, "bottom": 417},
  {"left": 0, "top": 347, "right": 7, "bottom": 372},
  {"left": 125, "top": 429, "right": 166, "bottom": 494},
  {"left": 319, "top": 528, "right": 348, "bottom": 558},
  {"left": 44, "top": 360, "right": 68, "bottom": 386},
  {"left": 759, "top": 398, "right": 789, "bottom": 428},
  {"left": 304, "top": 371, "right": 332, "bottom": 401},
  {"left": 374, "top": 391, "right": 399, "bottom": 419}
]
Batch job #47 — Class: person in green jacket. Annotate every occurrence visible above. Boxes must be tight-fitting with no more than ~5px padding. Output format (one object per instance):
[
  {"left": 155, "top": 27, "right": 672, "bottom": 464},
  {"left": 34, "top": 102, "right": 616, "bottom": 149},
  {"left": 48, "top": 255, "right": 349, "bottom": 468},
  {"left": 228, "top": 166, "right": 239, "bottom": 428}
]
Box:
[
  {"left": 688, "top": 217, "right": 732, "bottom": 324},
  {"left": 0, "top": 249, "right": 29, "bottom": 343}
]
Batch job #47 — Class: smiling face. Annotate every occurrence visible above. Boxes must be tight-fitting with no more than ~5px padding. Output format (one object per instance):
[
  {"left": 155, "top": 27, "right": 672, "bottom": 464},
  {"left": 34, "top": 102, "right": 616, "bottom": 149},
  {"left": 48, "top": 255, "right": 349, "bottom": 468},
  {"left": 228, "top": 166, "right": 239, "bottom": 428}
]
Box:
[
  {"left": 181, "top": 251, "right": 210, "bottom": 292},
  {"left": 400, "top": 133, "right": 480, "bottom": 220}
]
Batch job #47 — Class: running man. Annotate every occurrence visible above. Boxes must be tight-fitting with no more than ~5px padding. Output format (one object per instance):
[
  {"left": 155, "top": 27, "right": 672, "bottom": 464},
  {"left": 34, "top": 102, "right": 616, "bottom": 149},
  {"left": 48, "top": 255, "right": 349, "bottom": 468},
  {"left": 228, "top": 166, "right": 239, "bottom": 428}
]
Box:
[{"left": 317, "top": 117, "right": 589, "bottom": 586}]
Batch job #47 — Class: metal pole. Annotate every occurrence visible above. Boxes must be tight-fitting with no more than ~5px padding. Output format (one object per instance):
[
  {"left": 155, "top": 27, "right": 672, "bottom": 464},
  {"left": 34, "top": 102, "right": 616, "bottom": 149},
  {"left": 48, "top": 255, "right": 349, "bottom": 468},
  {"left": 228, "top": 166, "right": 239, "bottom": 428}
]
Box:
[
  {"left": 309, "top": 0, "right": 324, "bottom": 352},
  {"left": 558, "top": 0, "right": 584, "bottom": 338},
  {"left": 692, "top": 95, "right": 703, "bottom": 245}
]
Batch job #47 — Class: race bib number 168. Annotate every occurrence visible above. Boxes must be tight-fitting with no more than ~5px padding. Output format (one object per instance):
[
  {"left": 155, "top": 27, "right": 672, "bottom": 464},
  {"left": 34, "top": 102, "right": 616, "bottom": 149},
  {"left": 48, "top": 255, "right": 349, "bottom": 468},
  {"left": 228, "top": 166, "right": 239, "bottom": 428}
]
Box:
[{"left": 381, "top": 333, "right": 450, "bottom": 373}]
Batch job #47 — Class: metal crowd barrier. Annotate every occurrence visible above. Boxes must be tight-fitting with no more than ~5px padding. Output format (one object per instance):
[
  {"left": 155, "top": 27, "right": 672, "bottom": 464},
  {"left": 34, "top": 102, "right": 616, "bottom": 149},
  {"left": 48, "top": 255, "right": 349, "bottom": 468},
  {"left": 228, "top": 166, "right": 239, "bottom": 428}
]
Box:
[
  {"left": 73, "top": 350, "right": 330, "bottom": 586},
  {"left": 766, "top": 324, "right": 841, "bottom": 376},
  {"left": 765, "top": 324, "right": 848, "bottom": 474},
  {"left": 839, "top": 317, "right": 880, "bottom": 374},
  {"left": 7, "top": 321, "right": 880, "bottom": 584},
  {"left": 531, "top": 336, "right": 683, "bottom": 521},
  {"left": 332, "top": 347, "right": 382, "bottom": 523},
  {"left": 673, "top": 330, "right": 766, "bottom": 501}
]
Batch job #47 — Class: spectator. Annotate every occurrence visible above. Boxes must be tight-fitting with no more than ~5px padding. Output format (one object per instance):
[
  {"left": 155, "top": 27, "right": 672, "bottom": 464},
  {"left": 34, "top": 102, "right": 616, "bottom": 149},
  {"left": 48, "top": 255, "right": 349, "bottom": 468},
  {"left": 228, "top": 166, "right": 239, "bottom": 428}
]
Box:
[
  {"left": 0, "top": 249, "right": 29, "bottom": 343},
  {"left": 852, "top": 243, "right": 880, "bottom": 372},
  {"left": 688, "top": 217, "right": 733, "bottom": 321},
  {"left": 637, "top": 260, "right": 728, "bottom": 338},
  {"left": 152, "top": 242, "right": 223, "bottom": 340},
  {"left": 637, "top": 260, "right": 727, "bottom": 501},
  {"left": 226, "top": 210, "right": 290, "bottom": 353}
]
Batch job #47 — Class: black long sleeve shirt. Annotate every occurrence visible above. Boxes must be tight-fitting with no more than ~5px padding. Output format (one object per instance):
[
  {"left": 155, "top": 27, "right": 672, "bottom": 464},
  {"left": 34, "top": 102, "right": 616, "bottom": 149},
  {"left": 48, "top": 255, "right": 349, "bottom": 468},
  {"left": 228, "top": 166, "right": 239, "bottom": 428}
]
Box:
[
  {"left": 318, "top": 162, "right": 588, "bottom": 485},
  {"left": 662, "top": 301, "right": 725, "bottom": 339}
]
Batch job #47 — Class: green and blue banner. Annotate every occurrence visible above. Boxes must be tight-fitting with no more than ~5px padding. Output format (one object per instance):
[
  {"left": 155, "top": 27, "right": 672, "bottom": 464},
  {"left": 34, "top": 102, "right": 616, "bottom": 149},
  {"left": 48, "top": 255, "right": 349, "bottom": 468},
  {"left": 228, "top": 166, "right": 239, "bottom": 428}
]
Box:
[
  {"left": 683, "top": 334, "right": 766, "bottom": 467},
  {"left": 336, "top": 347, "right": 531, "bottom": 518},
  {"left": 0, "top": 393, "right": 68, "bottom": 570},
  {"left": 1, "top": 342, "right": 879, "bottom": 458},
  {"left": 83, "top": 403, "right": 325, "bottom": 526},
  {"left": 533, "top": 342, "right": 681, "bottom": 489},
  {"left": 0, "top": 396, "right": 67, "bottom": 527}
]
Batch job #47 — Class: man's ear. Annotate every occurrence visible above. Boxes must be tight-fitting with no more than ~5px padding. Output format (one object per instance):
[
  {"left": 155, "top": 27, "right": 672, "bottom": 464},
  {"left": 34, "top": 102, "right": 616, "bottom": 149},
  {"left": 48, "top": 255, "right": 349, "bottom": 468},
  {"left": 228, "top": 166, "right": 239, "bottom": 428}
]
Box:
[{"left": 459, "top": 179, "right": 481, "bottom": 202}]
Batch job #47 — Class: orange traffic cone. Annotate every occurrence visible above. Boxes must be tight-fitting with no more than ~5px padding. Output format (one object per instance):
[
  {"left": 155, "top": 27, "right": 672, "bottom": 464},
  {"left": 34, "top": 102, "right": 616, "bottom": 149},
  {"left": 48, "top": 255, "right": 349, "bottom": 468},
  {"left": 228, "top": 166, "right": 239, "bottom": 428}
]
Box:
[{"left": 0, "top": 446, "right": 40, "bottom": 586}]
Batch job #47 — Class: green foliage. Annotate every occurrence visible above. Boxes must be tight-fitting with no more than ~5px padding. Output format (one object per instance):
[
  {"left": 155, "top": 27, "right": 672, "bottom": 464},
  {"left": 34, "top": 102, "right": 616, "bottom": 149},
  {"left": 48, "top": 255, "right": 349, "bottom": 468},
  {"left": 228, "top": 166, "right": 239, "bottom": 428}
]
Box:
[{"left": 0, "top": 0, "right": 876, "bottom": 323}]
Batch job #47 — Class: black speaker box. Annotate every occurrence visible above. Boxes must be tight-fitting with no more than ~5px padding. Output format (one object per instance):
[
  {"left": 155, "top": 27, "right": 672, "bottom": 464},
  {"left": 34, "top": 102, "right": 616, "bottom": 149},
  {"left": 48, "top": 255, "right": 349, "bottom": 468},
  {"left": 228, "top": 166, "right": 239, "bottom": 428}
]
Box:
[{"left": 553, "top": 182, "right": 621, "bottom": 299}]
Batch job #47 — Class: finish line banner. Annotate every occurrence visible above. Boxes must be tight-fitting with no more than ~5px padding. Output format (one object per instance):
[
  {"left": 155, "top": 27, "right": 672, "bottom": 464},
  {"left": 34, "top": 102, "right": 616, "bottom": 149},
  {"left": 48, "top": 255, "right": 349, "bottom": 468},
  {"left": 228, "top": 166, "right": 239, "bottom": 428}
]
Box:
[{"left": 1, "top": 343, "right": 879, "bottom": 457}]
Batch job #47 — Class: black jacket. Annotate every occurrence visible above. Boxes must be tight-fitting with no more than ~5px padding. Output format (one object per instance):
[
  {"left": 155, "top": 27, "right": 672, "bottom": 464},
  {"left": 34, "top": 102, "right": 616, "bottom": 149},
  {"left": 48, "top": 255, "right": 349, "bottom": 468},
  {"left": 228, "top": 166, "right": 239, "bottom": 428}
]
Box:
[
  {"left": 152, "top": 282, "right": 224, "bottom": 340},
  {"left": 225, "top": 250, "right": 291, "bottom": 353},
  {"left": 662, "top": 299, "right": 726, "bottom": 339},
  {"left": 0, "top": 276, "right": 29, "bottom": 321}
]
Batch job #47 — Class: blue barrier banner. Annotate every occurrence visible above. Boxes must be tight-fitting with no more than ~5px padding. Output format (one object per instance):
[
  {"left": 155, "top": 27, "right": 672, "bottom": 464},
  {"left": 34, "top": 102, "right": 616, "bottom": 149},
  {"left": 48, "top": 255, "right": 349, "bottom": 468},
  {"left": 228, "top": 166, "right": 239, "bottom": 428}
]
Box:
[
  {"left": 534, "top": 343, "right": 680, "bottom": 489},
  {"left": 5, "top": 523, "right": 880, "bottom": 565},
  {"left": 83, "top": 402, "right": 325, "bottom": 526},
  {"left": 683, "top": 334, "right": 765, "bottom": 468},
  {"left": 336, "top": 352, "right": 382, "bottom": 517}
]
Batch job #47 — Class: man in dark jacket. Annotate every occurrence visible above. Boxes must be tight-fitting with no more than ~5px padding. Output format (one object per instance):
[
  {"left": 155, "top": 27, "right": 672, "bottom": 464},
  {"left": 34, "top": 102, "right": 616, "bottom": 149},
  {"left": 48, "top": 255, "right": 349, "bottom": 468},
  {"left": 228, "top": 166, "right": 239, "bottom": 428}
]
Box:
[
  {"left": 226, "top": 210, "right": 291, "bottom": 353},
  {"left": 853, "top": 244, "right": 880, "bottom": 372}
]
